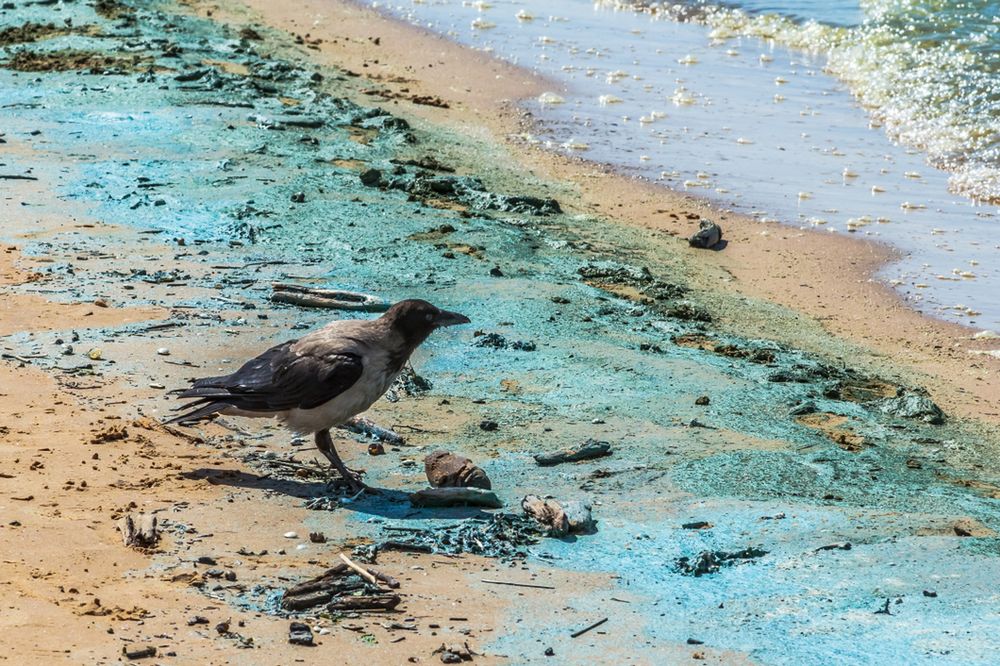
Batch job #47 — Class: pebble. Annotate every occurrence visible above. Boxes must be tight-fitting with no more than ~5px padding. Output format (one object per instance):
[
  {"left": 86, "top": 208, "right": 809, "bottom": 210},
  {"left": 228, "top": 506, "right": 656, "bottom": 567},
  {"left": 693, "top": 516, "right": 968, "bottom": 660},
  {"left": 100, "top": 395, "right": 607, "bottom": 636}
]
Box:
[
  {"left": 288, "top": 621, "right": 314, "bottom": 646},
  {"left": 284, "top": 531, "right": 298, "bottom": 539},
  {"left": 156, "top": 347, "right": 170, "bottom": 356}
]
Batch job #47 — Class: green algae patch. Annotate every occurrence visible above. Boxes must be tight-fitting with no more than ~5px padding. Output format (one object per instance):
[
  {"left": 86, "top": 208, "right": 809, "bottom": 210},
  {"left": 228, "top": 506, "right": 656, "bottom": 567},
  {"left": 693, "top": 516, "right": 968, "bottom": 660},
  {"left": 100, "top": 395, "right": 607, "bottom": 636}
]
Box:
[
  {"left": 93, "top": 0, "right": 134, "bottom": 20},
  {"left": 5, "top": 48, "right": 153, "bottom": 73},
  {"left": 0, "top": 23, "right": 71, "bottom": 46}
]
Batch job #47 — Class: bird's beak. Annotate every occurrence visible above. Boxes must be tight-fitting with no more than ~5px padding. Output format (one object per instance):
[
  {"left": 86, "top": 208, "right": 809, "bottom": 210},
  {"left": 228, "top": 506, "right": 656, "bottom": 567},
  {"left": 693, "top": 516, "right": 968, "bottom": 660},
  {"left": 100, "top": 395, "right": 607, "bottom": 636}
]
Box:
[{"left": 434, "top": 309, "right": 471, "bottom": 327}]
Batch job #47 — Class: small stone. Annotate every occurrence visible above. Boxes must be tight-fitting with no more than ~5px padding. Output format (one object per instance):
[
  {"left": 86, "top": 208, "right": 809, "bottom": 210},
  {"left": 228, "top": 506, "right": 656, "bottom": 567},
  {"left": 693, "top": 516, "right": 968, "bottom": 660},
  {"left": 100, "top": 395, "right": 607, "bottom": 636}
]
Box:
[
  {"left": 288, "top": 621, "right": 314, "bottom": 646},
  {"left": 156, "top": 347, "right": 170, "bottom": 356},
  {"left": 689, "top": 219, "right": 722, "bottom": 249},
  {"left": 479, "top": 420, "right": 498, "bottom": 432},
  {"left": 123, "top": 646, "right": 157, "bottom": 660},
  {"left": 94, "top": 298, "right": 109, "bottom": 308},
  {"left": 695, "top": 395, "right": 710, "bottom": 405},
  {"left": 424, "top": 451, "right": 492, "bottom": 490},
  {"left": 87, "top": 348, "right": 103, "bottom": 360},
  {"left": 187, "top": 615, "right": 209, "bottom": 626},
  {"left": 290, "top": 191, "right": 306, "bottom": 203},
  {"left": 923, "top": 590, "right": 938, "bottom": 598},
  {"left": 368, "top": 442, "right": 385, "bottom": 456},
  {"left": 309, "top": 532, "right": 326, "bottom": 543},
  {"left": 489, "top": 266, "right": 504, "bottom": 277},
  {"left": 359, "top": 168, "right": 382, "bottom": 187},
  {"left": 544, "top": 647, "right": 555, "bottom": 656},
  {"left": 283, "top": 531, "right": 298, "bottom": 539}
]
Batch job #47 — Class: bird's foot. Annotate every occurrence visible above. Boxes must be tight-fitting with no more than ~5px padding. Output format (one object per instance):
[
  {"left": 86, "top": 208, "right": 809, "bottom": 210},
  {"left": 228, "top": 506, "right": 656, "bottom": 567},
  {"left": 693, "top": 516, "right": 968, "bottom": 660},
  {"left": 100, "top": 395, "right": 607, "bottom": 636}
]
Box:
[{"left": 333, "top": 466, "right": 374, "bottom": 495}]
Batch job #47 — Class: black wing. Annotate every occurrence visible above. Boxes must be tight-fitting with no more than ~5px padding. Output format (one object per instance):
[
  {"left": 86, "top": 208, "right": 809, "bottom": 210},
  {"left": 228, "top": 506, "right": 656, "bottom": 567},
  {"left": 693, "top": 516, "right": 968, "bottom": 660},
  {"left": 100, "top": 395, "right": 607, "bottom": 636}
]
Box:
[{"left": 165, "top": 340, "right": 364, "bottom": 423}]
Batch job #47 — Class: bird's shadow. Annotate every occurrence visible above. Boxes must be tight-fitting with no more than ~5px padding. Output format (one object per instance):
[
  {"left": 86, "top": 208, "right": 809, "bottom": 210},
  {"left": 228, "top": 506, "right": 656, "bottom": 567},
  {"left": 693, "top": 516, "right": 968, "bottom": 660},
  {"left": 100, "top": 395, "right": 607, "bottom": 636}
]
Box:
[{"left": 182, "top": 468, "right": 493, "bottom": 521}]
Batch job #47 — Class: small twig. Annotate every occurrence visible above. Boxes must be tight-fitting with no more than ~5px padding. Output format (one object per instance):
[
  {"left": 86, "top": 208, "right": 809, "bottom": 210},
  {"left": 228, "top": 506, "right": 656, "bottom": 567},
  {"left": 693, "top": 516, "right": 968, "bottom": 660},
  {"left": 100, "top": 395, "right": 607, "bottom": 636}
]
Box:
[
  {"left": 0, "top": 174, "right": 38, "bottom": 181},
  {"left": 480, "top": 579, "right": 555, "bottom": 590},
  {"left": 570, "top": 617, "right": 608, "bottom": 639},
  {"left": 144, "top": 321, "right": 185, "bottom": 332},
  {"left": 339, "top": 552, "right": 380, "bottom": 586},
  {"left": 2, "top": 352, "right": 45, "bottom": 363},
  {"left": 341, "top": 487, "right": 366, "bottom": 503}
]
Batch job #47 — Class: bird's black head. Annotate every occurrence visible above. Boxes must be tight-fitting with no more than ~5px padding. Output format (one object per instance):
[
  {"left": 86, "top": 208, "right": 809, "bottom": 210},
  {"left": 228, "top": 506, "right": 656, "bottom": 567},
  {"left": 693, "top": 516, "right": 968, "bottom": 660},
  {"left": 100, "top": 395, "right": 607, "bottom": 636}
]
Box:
[{"left": 382, "top": 299, "right": 471, "bottom": 345}]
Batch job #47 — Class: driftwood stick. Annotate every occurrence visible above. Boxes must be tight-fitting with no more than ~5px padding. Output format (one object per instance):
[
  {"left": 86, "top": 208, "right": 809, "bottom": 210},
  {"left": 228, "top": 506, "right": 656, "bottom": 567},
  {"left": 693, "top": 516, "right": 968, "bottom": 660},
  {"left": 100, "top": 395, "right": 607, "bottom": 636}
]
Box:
[
  {"left": 409, "top": 487, "right": 503, "bottom": 508},
  {"left": 379, "top": 541, "right": 434, "bottom": 554},
  {"left": 328, "top": 593, "right": 401, "bottom": 611},
  {"left": 339, "top": 552, "right": 380, "bottom": 586},
  {"left": 570, "top": 617, "right": 608, "bottom": 639},
  {"left": 480, "top": 579, "right": 555, "bottom": 590},
  {"left": 366, "top": 567, "right": 400, "bottom": 589},
  {"left": 533, "top": 439, "right": 612, "bottom": 467},
  {"left": 270, "top": 283, "right": 389, "bottom": 312},
  {"left": 283, "top": 590, "right": 335, "bottom": 612},
  {"left": 341, "top": 417, "right": 405, "bottom": 445}
]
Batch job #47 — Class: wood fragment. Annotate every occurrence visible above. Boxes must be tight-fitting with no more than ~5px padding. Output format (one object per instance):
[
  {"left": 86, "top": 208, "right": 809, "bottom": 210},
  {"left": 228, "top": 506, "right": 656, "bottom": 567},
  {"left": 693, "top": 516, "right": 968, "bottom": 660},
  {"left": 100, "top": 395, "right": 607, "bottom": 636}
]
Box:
[
  {"left": 122, "top": 645, "right": 157, "bottom": 660},
  {"left": 327, "top": 593, "right": 401, "bottom": 611},
  {"left": 409, "top": 487, "right": 502, "bottom": 508},
  {"left": 368, "top": 567, "right": 400, "bottom": 589},
  {"left": 0, "top": 174, "right": 38, "bottom": 181},
  {"left": 570, "top": 617, "right": 608, "bottom": 638},
  {"left": 534, "top": 439, "right": 612, "bottom": 466},
  {"left": 270, "top": 283, "right": 389, "bottom": 311},
  {"left": 339, "top": 552, "right": 380, "bottom": 586},
  {"left": 341, "top": 416, "right": 406, "bottom": 445},
  {"left": 379, "top": 540, "right": 433, "bottom": 554},
  {"left": 118, "top": 512, "right": 159, "bottom": 549},
  {"left": 480, "top": 579, "right": 555, "bottom": 590}
]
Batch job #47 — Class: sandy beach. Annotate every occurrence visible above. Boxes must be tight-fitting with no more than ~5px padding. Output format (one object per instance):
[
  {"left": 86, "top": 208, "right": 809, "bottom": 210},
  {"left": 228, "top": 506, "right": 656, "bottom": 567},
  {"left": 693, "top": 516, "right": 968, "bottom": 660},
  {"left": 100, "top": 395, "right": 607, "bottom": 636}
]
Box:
[{"left": 1, "top": 0, "right": 1000, "bottom": 663}]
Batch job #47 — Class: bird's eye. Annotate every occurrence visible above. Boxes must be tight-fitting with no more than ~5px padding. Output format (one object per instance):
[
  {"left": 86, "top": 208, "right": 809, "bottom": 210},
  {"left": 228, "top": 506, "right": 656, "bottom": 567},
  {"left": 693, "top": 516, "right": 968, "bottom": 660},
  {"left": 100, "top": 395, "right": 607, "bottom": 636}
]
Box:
[{"left": 425, "top": 313, "right": 435, "bottom": 321}]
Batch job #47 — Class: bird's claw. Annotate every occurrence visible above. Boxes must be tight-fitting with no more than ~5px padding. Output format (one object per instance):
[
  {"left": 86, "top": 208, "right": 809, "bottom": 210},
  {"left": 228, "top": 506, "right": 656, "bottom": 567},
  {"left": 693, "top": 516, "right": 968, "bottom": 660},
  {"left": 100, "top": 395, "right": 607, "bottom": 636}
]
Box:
[{"left": 334, "top": 467, "right": 375, "bottom": 495}]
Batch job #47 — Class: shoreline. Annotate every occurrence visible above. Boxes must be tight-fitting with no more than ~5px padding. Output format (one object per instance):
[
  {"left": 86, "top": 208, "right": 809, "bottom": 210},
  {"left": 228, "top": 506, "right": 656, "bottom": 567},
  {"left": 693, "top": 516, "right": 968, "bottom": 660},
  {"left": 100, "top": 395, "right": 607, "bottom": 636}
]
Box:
[{"left": 230, "top": 0, "right": 999, "bottom": 423}]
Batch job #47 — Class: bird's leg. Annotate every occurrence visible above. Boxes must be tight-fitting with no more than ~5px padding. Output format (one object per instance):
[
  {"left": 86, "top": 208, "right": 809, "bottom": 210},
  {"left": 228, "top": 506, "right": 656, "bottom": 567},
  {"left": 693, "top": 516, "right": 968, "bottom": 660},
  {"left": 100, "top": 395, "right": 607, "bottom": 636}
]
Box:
[{"left": 315, "top": 429, "right": 368, "bottom": 493}]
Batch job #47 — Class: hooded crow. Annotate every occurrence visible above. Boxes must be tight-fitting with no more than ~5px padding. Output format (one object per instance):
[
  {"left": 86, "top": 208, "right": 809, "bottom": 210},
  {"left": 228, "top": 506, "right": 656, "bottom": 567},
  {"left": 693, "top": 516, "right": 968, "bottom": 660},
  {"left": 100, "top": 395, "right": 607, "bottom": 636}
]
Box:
[{"left": 166, "top": 299, "right": 470, "bottom": 492}]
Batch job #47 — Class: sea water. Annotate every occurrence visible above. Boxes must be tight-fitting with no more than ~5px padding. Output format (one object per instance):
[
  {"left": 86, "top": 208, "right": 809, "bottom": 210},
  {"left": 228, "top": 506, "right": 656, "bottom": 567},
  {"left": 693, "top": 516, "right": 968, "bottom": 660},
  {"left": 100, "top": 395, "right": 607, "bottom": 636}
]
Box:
[{"left": 367, "top": 0, "right": 1000, "bottom": 330}]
